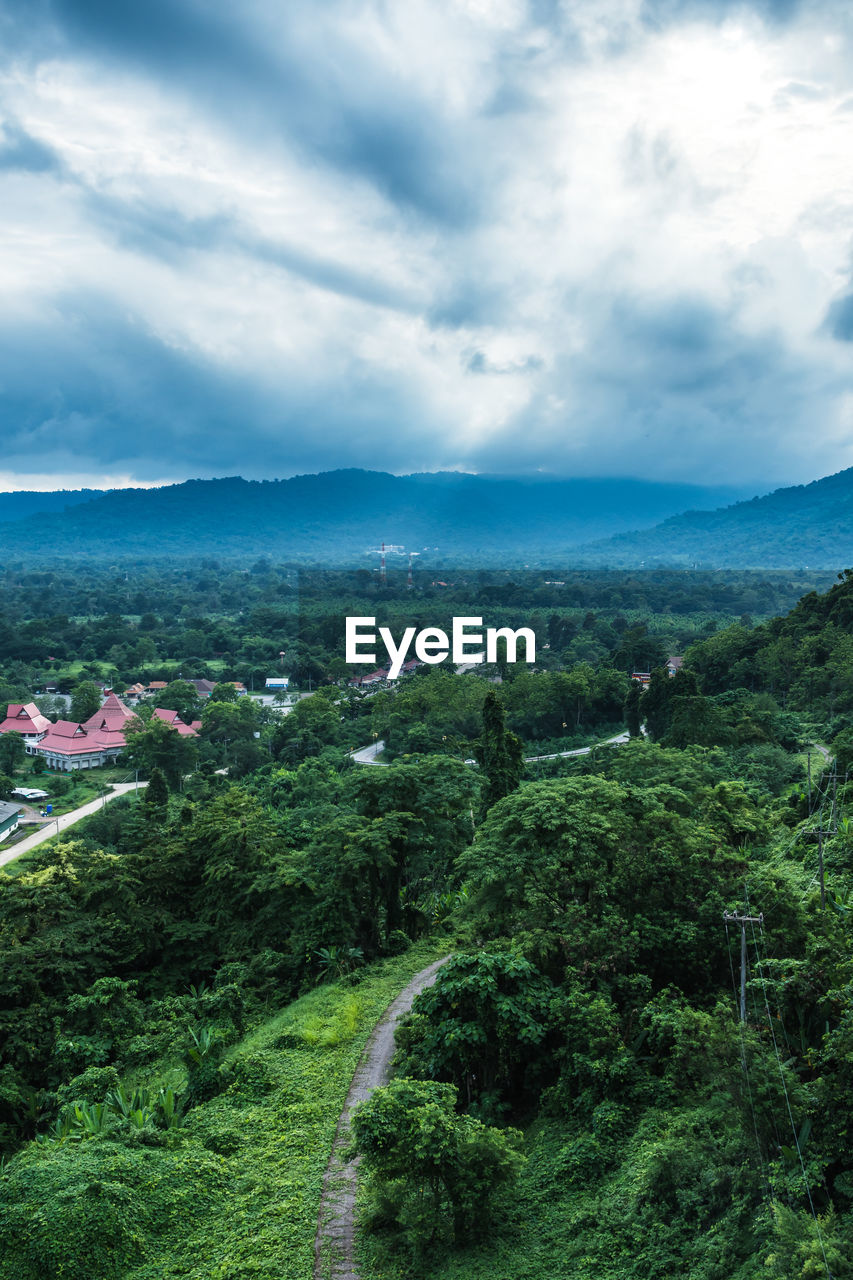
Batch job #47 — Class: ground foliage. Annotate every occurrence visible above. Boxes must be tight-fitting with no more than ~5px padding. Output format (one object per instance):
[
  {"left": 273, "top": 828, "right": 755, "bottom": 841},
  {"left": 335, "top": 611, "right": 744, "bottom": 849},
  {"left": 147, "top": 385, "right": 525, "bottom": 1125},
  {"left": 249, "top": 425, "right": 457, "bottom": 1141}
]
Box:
[
  {"left": 1, "top": 565, "right": 853, "bottom": 1279},
  {"left": 0, "top": 942, "right": 448, "bottom": 1280}
]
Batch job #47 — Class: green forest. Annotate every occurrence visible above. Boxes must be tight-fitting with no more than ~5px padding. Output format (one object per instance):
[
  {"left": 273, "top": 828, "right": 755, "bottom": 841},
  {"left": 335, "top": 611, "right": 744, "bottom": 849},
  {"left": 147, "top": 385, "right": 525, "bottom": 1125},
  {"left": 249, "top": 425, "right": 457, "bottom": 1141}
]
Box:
[{"left": 1, "top": 562, "right": 853, "bottom": 1279}]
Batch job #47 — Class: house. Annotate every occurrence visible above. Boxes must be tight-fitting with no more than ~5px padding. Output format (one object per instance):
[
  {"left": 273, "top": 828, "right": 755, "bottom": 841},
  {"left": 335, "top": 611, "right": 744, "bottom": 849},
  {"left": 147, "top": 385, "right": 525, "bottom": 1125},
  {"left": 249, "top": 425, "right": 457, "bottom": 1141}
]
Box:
[
  {"left": 348, "top": 669, "right": 388, "bottom": 688},
  {"left": 31, "top": 720, "right": 127, "bottom": 771},
  {"left": 83, "top": 693, "right": 138, "bottom": 751},
  {"left": 11, "top": 787, "right": 49, "bottom": 801},
  {"left": 0, "top": 800, "right": 20, "bottom": 842},
  {"left": 631, "top": 672, "right": 651, "bottom": 687},
  {"left": 188, "top": 679, "right": 217, "bottom": 698},
  {"left": 122, "top": 683, "right": 147, "bottom": 703},
  {"left": 145, "top": 681, "right": 169, "bottom": 695},
  {"left": 151, "top": 709, "right": 201, "bottom": 737},
  {"left": 0, "top": 702, "right": 52, "bottom": 744},
  {"left": 30, "top": 693, "right": 138, "bottom": 771},
  {"left": 30, "top": 693, "right": 200, "bottom": 770},
  {"left": 229, "top": 682, "right": 248, "bottom": 696},
  {"left": 666, "top": 656, "right": 684, "bottom": 677}
]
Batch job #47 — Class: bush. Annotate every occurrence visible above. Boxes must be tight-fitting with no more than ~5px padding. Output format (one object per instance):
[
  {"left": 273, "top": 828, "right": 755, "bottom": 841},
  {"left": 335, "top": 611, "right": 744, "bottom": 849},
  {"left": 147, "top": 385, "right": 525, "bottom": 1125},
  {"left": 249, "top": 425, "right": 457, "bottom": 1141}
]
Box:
[{"left": 351, "top": 1077, "right": 524, "bottom": 1255}]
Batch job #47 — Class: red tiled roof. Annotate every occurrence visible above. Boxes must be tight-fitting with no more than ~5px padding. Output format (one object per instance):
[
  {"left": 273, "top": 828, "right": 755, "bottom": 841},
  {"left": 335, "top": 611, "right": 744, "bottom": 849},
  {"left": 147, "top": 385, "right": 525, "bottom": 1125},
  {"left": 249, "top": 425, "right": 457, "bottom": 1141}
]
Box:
[
  {"left": 37, "top": 721, "right": 123, "bottom": 756},
  {"left": 0, "top": 702, "right": 52, "bottom": 735},
  {"left": 84, "top": 693, "right": 137, "bottom": 733},
  {"left": 152, "top": 708, "right": 199, "bottom": 737}
]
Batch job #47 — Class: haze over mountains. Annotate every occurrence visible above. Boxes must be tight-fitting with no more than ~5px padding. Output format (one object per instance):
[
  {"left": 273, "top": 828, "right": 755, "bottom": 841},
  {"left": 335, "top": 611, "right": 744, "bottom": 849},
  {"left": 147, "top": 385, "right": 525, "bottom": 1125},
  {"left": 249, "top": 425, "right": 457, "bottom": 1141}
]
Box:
[
  {"left": 0, "top": 471, "right": 749, "bottom": 564},
  {"left": 0, "top": 467, "right": 849, "bottom": 568}
]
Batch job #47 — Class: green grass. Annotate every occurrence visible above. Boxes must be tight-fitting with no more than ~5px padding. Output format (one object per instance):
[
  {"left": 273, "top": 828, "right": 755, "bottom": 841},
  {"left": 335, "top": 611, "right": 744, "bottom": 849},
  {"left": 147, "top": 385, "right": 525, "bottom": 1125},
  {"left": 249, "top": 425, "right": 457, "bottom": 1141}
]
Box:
[
  {"left": 0, "top": 940, "right": 450, "bottom": 1280},
  {"left": 355, "top": 1109, "right": 768, "bottom": 1280}
]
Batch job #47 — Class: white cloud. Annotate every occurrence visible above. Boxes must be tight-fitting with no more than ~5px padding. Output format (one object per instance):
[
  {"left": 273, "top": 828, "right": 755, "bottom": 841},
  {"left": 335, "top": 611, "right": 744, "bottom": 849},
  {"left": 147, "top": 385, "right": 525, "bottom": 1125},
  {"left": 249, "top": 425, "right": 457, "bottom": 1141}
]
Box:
[{"left": 0, "top": 0, "right": 851, "bottom": 488}]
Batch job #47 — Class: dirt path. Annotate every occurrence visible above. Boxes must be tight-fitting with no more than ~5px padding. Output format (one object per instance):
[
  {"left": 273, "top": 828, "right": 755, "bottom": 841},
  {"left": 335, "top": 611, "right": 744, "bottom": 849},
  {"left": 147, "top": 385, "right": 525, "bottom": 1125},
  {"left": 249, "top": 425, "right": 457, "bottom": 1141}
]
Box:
[{"left": 314, "top": 956, "right": 450, "bottom": 1280}]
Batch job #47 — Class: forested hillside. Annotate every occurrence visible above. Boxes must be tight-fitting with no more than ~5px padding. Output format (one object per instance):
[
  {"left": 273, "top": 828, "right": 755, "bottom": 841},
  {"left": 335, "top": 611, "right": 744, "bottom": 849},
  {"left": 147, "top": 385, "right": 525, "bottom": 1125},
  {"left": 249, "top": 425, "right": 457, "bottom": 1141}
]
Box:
[
  {"left": 0, "top": 470, "right": 749, "bottom": 563},
  {"left": 1, "top": 566, "right": 852, "bottom": 1279},
  {"left": 579, "top": 467, "right": 853, "bottom": 568},
  {"left": 0, "top": 490, "right": 104, "bottom": 524}
]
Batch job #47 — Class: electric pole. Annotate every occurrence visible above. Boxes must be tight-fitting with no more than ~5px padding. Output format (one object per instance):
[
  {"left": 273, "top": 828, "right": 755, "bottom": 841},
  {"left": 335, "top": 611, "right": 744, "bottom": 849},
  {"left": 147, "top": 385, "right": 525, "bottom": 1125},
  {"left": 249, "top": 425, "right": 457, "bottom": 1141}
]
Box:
[{"left": 723, "top": 910, "right": 764, "bottom": 1023}]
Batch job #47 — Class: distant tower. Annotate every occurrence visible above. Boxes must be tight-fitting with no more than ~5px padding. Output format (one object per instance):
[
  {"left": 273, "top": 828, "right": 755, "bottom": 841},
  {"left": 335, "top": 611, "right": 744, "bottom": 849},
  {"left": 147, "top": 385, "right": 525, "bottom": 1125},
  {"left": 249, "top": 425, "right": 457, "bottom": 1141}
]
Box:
[
  {"left": 366, "top": 542, "right": 404, "bottom": 585},
  {"left": 407, "top": 551, "right": 420, "bottom": 588}
]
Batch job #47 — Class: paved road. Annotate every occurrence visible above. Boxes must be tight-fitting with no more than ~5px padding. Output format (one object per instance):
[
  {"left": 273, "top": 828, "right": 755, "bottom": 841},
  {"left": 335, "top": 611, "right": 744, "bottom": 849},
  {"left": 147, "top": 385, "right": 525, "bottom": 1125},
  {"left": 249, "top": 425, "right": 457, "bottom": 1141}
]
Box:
[
  {"left": 525, "top": 730, "right": 631, "bottom": 762},
  {"left": 351, "top": 741, "right": 387, "bottom": 765},
  {"left": 0, "top": 782, "right": 147, "bottom": 871},
  {"left": 351, "top": 730, "right": 636, "bottom": 769}
]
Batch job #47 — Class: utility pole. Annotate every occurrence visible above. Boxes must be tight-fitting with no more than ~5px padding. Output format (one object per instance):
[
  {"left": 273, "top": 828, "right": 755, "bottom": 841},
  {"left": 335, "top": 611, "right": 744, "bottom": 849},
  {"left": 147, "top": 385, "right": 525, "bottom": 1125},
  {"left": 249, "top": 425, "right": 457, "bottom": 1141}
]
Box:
[{"left": 723, "top": 910, "right": 764, "bottom": 1023}]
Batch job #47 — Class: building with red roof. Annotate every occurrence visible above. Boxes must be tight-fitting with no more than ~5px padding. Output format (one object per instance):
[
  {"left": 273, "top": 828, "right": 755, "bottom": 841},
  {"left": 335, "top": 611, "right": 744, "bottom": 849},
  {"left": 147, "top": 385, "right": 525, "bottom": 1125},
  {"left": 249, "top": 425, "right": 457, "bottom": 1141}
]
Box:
[
  {"left": 31, "top": 693, "right": 139, "bottom": 771},
  {"left": 33, "top": 720, "right": 127, "bottom": 771},
  {"left": 0, "top": 702, "right": 52, "bottom": 744},
  {"left": 84, "top": 692, "right": 137, "bottom": 734},
  {"left": 29, "top": 693, "right": 200, "bottom": 771},
  {"left": 151, "top": 708, "right": 201, "bottom": 737}
]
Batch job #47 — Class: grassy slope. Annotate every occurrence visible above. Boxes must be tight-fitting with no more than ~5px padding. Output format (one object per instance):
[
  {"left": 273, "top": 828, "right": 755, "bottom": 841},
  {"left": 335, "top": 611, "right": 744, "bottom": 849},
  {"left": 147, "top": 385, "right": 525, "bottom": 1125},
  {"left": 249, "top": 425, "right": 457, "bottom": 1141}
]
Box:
[
  {"left": 0, "top": 940, "right": 448, "bottom": 1280},
  {"left": 357, "top": 1107, "right": 763, "bottom": 1280}
]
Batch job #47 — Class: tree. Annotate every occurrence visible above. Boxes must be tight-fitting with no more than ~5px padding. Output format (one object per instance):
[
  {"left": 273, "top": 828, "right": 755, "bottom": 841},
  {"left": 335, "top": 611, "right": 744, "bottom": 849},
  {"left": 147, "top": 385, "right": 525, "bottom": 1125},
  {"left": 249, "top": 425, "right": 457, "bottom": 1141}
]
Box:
[
  {"left": 69, "top": 681, "right": 101, "bottom": 723},
  {"left": 143, "top": 767, "right": 169, "bottom": 817},
  {"left": 200, "top": 698, "right": 261, "bottom": 768},
  {"left": 395, "top": 952, "right": 556, "bottom": 1117},
  {"left": 458, "top": 775, "right": 748, "bottom": 998},
  {"left": 624, "top": 680, "right": 642, "bottom": 738},
  {"left": 154, "top": 680, "right": 202, "bottom": 722},
  {"left": 0, "top": 732, "right": 25, "bottom": 776},
  {"left": 123, "top": 717, "right": 198, "bottom": 790},
  {"left": 474, "top": 689, "right": 523, "bottom": 811},
  {"left": 209, "top": 681, "right": 240, "bottom": 703},
  {"left": 351, "top": 1077, "right": 524, "bottom": 1248}
]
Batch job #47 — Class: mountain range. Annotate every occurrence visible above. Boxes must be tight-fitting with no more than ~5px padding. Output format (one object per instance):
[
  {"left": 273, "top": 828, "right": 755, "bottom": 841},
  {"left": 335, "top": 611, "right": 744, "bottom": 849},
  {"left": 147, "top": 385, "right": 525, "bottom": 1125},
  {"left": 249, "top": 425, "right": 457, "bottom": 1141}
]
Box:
[{"left": 0, "top": 467, "right": 849, "bottom": 568}]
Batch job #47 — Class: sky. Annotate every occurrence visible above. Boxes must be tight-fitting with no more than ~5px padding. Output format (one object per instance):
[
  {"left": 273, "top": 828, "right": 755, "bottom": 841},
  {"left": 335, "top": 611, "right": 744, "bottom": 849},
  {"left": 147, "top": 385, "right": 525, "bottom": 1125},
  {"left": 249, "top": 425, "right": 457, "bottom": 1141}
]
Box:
[{"left": 0, "top": 0, "right": 852, "bottom": 492}]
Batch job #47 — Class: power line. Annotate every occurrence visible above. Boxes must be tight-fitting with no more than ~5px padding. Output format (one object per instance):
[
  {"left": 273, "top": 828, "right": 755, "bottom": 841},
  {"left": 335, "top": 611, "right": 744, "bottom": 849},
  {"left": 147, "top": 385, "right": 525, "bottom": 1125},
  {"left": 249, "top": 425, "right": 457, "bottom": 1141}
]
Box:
[{"left": 746, "top": 899, "right": 833, "bottom": 1279}]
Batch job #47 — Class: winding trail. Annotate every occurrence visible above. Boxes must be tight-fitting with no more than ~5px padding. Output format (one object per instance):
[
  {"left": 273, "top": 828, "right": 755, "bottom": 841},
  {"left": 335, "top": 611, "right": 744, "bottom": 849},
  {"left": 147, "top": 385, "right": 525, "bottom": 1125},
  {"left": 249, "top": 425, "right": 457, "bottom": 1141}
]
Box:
[{"left": 313, "top": 956, "right": 451, "bottom": 1280}]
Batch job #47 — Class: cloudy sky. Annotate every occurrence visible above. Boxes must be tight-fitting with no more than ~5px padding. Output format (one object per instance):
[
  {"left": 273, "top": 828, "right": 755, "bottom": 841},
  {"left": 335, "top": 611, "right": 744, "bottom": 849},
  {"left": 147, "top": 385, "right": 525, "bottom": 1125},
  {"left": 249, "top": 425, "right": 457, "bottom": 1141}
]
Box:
[{"left": 0, "top": 0, "right": 852, "bottom": 492}]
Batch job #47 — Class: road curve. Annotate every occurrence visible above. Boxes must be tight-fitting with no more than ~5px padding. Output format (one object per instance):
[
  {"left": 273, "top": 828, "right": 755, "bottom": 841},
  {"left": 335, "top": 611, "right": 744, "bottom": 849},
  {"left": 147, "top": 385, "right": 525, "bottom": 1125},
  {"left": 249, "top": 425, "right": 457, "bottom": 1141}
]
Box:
[
  {"left": 313, "top": 956, "right": 451, "bottom": 1280},
  {"left": 0, "top": 781, "right": 147, "bottom": 871},
  {"left": 351, "top": 729, "right": 638, "bottom": 769},
  {"left": 350, "top": 740, "right": 388, "bottom": 766}
]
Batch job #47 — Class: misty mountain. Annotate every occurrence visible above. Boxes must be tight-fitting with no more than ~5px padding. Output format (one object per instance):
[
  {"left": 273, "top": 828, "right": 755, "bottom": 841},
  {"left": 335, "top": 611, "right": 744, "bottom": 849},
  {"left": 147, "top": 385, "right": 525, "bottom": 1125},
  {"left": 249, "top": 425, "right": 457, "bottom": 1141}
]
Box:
[
  {"left": 0, "top": 489, "right": 105, "bottom": 523},
  {"left": 0, "top": 471, "right": 751, "bottom": 564},
  {"left": 575, "top": 467, "right": 853, "bottom": 568}
]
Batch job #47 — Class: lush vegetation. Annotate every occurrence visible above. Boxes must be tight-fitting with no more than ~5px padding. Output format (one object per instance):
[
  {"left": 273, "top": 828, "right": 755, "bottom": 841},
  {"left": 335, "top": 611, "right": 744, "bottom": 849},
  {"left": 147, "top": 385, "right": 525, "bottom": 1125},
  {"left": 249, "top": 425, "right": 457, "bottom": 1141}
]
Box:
[
  {"left": 0, "top": 940, "right": 447, "bottom": 1280},
  {"left": 2, "top": 561, "right": 853, "bottom": 1279},
  {"left": 3, "top": 466, "right": 852, "bottom": 568}
]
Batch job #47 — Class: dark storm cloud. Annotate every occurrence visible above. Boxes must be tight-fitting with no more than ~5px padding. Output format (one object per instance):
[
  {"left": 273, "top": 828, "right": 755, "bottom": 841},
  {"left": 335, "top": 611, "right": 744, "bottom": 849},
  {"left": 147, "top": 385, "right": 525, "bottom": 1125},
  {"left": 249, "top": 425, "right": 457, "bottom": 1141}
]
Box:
[
  {"left": 3, "top": 0, "right": 484, "bottom": 227},
  {"left": 469, "top": 290, "right": 832, "bottom": 484},
  {"left": 83, "top": 190, "right": 419, "bottom": 313},
  {"left": 0, "top": 295, "right": 439, "bottom": 480},
  {"left": 0, "top": 121, "right": 63, "bottom": 174},
  {"left": 825, "top": 292, "right": 853, "bottom": 341},
  {"left": 0, "top": 0, "right": 850, "bottom": 487}
]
